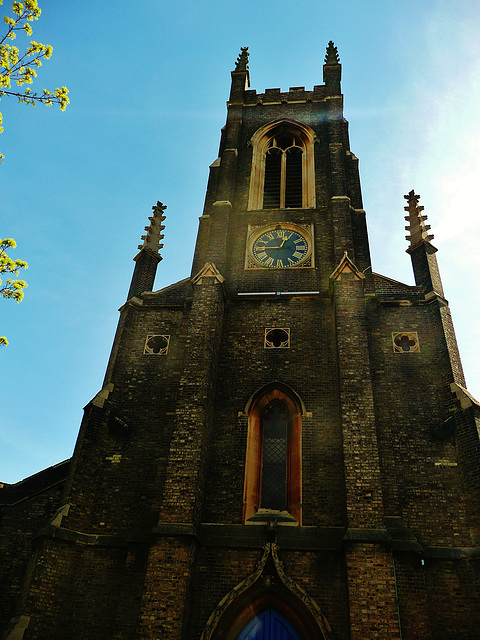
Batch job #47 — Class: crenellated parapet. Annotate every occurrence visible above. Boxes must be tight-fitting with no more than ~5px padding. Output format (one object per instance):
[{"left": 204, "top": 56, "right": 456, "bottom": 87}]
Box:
[
  {"left": 239, "top": 84, "right": 328, "bottom": 106},
  {"left": 228, "top": 42, "right": 342, "bottom": 107}
]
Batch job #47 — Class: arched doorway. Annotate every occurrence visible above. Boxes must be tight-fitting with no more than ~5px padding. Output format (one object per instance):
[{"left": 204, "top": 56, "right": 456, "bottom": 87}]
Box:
[{"left": 200, "top": 543, "right": 332, "bottom": 640}]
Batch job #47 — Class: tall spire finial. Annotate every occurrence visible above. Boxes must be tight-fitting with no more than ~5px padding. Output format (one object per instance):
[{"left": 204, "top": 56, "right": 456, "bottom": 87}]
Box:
[
  {"left": 404, "top": 190, "right": 434, "bottom": 248},
  {"left": 138, "top": 201, "right": 167, "bottom": 255},
  {"left": 325, "top": 41, "right": 340, "bottom": 65},
  {"left": 235, "top": 46, "right": 249, "bottom": 72}
]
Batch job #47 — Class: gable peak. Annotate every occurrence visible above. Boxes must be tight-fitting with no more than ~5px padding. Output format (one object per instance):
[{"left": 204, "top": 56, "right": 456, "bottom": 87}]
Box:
[{"left": 330, "top": 251, "right": 364, "bottom": 282}]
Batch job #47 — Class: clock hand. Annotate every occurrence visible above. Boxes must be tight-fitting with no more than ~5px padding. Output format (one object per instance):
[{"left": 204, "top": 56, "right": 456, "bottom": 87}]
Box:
[{"left": 279, "top": 233, "right": 292, "bottom": 248}]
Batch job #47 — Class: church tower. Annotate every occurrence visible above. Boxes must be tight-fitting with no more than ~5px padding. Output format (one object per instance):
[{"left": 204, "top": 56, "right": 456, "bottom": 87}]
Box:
[{"left": 2, "top": 43, "right": 480, "bottom": 640}]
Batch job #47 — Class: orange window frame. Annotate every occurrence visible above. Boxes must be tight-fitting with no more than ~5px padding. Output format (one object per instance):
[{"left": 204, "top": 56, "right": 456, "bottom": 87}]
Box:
[{"left": 243, "top": 388, "right": 302, "bottom": 524}]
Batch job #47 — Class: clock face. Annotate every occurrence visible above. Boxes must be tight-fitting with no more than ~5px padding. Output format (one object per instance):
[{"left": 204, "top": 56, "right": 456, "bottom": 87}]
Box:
[{"left": 250, "top": 225, "right": 311, "bottom": 268}]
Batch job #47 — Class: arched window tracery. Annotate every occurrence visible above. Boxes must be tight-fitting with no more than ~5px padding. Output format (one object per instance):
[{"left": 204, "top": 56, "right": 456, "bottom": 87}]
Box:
[{"left": 248, "top": 121, "right": 315, "bottom": 211}]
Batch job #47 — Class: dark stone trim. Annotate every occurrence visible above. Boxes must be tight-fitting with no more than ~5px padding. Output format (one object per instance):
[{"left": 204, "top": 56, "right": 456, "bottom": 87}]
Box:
[
  {"left": 343, "top": 528, "right": 392, "bottom": 543},
  {"left": 392, "top": 540, "right": 424, "bottom": 552},
  {"left": 31, "top": 523, "right": 480, "bottom": 560},
  {"left": 153, "top": 523, "right": 198, "bottom": 538},
  {"left": 34, "top": 525, "right": 131, "bottom": 547},
  {"left": 423, "top": 546, "right": 480, "bottom": 560}
]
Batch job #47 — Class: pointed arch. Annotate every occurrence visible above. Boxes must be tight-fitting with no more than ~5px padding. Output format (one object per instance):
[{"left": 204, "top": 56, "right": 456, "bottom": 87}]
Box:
[
  {"left": 200, "top": 543, "right": 332, "bottom": 640},
  {"left": 244, "top": 382, "right": 306, "bottom": 416},
  {"left": 248, "top": 119, "right": 316, "bottom": 210},
  {"left": 243, "top": 384, "right": 303, "bottom": 524}
]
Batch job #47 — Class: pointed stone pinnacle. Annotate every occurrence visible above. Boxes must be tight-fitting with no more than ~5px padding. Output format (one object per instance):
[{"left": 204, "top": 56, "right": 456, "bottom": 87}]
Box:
[
  {"left": 325, "top": 41, "right": 340, "bottom": 65},
  {"left": 235, "top": 46, "right": 249, "bottom": 72},
  {"left": 137, "top": 201, "right": 167, "bottom": 254},
  {"left": 403, "top": 190, "right": 434, "bottom": 247}
]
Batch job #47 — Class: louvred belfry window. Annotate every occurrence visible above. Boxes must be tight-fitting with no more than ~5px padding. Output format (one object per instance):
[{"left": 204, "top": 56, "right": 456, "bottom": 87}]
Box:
[
  {"left": 248, "top": 121, "right": 316, "bottom": 211},
  {"left": 263, "top": 136, "right": 303, "bottom": 209}
]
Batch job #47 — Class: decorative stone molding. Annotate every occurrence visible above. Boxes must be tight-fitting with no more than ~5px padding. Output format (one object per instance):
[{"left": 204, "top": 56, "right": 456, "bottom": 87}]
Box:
[
  {"left": 91, "top": 383, "right": 115, "bottom": 408},
  {"left": 329, "top": 251, "right": 365, "bottom": 282},
  {"left": 404, "top": 190, "right": 434, "bottom": 250},
  {"left": 247, "top": 119, "right": 316, "bottom": 210},
  {"left": 200, "top": 542, "right": 333, "bottom": 639},
  {"left": 200, "top": 544, "right": 270, "bottom": 640},
  {"left": 48, "top": 503, "right": 71, "bottom": 528},
  {"left": 270, "top": 543, "right": 334, "bottom": 638},
  {"left": 118, "top": 296, "right": 143, "bottom": 312},
  {"left": 143, "top": 334, "right": 170, "bottom": 355},
  {"left": 392, "top": 332, "right": 420, "bottom": 353},
  {"left": 451, "top": 382, "right": 480, "bottom": 410},
  {"left": 192, "top": 262, "right": 225, "bottom": 285},
  {"left": 235, "top": 46, "right": 249, "bottom": 72},
  {"left": 264, "top": 328, "right": 290, "bottom": 349},
  {"left": 136, "top": 201, "right": 166, "bottom": 255}
]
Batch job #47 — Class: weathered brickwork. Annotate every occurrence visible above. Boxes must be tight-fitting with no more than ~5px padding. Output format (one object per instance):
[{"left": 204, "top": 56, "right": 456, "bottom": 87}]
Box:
[
  {"left": 369, "top": 300, "right": 471, "bottom": 546},
  {"left": 280, "top": 549, "right": 350, "bottom": 639},
  {"left": 393, "top": 552, "right": 432, "bottom": 639},
  {"left": 1, "top": 44, "right": 479, "bottom": 639},
  {"left": 425, "top": 558, "right": 480, "bottom": 639},
  {"left": 137, "top": 537, "right": 197, "bottom": 639},
  {"left": 21, "top": 540, "right": 146, "bottom": 640},
  {"left": 189, "top": 547, "right": 262, "bottom": 638},
  {"left": 346, "top": 543, "right": 401, "bottom": 639},
  {"left": 202, "top": 296, "right": 345, "bottom": 527},
  {"left": 0, "top": 463, "right": 69, "bottom": 630}
]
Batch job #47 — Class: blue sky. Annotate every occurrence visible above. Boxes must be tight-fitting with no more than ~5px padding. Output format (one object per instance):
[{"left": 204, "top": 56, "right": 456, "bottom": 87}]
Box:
[{"left": 2, "top": 0, "right": 480, "bottom": 483}]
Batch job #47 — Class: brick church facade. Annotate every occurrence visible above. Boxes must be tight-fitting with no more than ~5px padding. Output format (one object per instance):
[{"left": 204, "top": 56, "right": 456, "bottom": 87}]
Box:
[{"left": 1, "top": 43, "right": 480, "bottom": 639}]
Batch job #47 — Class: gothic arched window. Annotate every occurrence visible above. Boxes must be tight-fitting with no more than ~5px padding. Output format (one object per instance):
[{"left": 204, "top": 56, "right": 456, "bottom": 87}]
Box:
[
  {"left": 248, "top": 121, "right": 315, "bottom": 211},
  {"left": 243, "top": 387, "right": 302, "bottom": 523}
]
